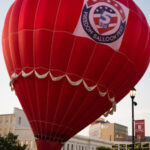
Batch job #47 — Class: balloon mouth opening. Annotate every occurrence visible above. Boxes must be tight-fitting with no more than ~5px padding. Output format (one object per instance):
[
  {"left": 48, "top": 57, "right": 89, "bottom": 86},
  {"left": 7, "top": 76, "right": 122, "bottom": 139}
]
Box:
[
  {"left": 36, "top": 136, "right": 64, "bottom": 150},
  {"left": 35, "top": 134, "right": 66, "bottom": 143}
]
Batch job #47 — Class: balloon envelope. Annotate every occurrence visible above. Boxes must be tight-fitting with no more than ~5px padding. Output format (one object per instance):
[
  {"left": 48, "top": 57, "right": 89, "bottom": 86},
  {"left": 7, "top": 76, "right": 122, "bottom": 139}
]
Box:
[{"left": 2, "top": 0, "right": 150, "bottom": 149}]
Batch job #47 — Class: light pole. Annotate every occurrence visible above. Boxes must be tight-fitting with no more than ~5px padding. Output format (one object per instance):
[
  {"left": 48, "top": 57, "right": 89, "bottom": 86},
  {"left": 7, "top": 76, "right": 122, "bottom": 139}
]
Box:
[{"left": 130, "top": 87, "right": 137, "bottom": 150}]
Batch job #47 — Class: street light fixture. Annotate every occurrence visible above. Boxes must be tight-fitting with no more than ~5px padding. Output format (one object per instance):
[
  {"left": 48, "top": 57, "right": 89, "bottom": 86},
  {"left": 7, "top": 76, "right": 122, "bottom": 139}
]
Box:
[
  {"left": 130, "top": 87, "right": 137, "bottom": 150},
  {"left": 130, "top": 87, "right": 136, "bottom": 99}
]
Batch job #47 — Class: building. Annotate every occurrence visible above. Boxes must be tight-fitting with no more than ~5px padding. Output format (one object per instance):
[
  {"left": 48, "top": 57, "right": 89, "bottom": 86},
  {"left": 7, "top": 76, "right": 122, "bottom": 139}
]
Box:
[
  {"left": 89, "top": 118, "right": 106, "bottom": 138},
  {"left": 0, "top": 108, "right": 112, "bottom": 150},
  {"left": 89, "top": 118, "right": 128, "bottom": 141},
  {"left": 0, "top": 108, "right": 36, "bottom": 149},
  {"left": 89, "top": 118, "right": 150, "bottom": 149}
]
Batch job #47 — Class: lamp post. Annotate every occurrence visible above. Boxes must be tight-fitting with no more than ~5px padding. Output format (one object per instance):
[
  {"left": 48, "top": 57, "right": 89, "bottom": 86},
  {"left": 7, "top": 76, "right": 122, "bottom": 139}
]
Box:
[{"left": 130, "top": 87, "right": 137, "bottom": 150}]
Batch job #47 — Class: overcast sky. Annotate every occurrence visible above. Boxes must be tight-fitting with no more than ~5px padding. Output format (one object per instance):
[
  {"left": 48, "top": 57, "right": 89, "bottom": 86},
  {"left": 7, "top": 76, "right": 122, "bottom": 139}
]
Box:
[{"left": 0, "top": 0, "right": 150, "bottom": 137}]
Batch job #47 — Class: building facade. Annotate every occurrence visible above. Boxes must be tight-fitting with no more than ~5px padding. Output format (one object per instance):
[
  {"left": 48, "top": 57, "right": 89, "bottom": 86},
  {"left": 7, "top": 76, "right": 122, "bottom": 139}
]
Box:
[
  {"left": 1, "top": 109, "right": 150, "bottom": 150},
  {"left": 0, "top": 113, "right": 15, "bottom": 136},
  {"left": 89, "top": 118, "right": 128, "bottom": 141},
  {"left": 0, "top": 108, "right": 112, "bottom": 150}
]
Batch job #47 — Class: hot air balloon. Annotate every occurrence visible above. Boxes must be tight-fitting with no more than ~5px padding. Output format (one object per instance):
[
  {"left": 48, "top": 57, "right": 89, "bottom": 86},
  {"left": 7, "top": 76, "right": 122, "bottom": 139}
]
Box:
[{"left": 2, "top": 0, "right": 150, "bottom": 149}]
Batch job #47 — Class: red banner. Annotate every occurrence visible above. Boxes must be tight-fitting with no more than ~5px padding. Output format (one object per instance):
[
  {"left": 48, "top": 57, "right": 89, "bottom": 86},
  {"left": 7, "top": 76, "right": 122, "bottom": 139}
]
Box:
[{"left": 135, "top": 120, "right": 145, "bottom": 140}]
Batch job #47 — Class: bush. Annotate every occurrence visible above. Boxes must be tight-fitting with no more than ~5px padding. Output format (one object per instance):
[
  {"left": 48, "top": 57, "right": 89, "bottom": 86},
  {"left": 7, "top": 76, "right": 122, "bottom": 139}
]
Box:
[
  {"left": 0, "top": 133, "right": 27, "bottom": 150},
  {"left": 96, "top": 146, "right": 112, "bottom": 150}
]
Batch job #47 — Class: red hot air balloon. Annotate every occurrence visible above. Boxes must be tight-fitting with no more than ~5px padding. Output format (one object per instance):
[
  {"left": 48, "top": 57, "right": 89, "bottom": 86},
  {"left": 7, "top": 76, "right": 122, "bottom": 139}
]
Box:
[{"left": 2, "top": 0, "right": 150, "bottom": 149}]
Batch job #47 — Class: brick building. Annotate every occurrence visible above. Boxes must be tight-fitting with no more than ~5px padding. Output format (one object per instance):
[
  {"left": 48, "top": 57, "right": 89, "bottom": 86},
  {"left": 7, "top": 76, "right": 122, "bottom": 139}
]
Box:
[{"left": 89, "top": 118, "right": 128, "bottom": 141}]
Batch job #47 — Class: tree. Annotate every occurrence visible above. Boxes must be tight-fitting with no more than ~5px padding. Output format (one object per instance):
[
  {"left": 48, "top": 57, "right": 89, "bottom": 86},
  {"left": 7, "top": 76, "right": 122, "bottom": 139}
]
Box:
[
  {"left": 96, "top": 146, "right": 112, "bottom": 150},
  {"left": 0, "top": 133, "right": 27, "bottom": 150}
]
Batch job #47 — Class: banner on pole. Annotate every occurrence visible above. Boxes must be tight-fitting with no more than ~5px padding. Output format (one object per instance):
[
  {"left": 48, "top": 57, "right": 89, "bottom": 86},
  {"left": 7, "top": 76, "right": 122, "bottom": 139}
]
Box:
[{"left": 135, "top": 120, "right": 145, "bottom": 141}]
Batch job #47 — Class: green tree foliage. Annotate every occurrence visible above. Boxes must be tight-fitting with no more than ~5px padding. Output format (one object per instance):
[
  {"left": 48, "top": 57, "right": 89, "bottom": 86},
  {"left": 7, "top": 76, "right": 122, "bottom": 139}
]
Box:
[
  {"left": 0, "top": 133, "right": 27, "bottom": 150},
  {"left": 96, "top": 146, "right": 112, "bottom": 150}
]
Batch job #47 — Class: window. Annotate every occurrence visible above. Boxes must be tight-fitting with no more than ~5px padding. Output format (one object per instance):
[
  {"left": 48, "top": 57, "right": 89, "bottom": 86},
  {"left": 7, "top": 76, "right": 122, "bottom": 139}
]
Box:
[
  {"left": 25, "top": 140, "right": 28, "bottom": 145},
  {"left": 110, "top": 135, "right": 112, "bottom": 141},
  {"left": 18, "top": 117, "right": 21, "bottom": 125},
  {"left": 79, "top": 145, "right": 81, "bottom": 150},
  {"left": 30, "top": 141, "right": 33, "bottom": 148},
  {"left": 0, "top": 128, "right": 2, "bottom": 136},
  {"left": 9, "top": 128, "right": 13, "bottom": 133},
  {"left": 20, "top": 141, "right": 24, "bottom": 146},
  {"left": 10, "top": 116, "right": 14, "bottom": 123},
  {"left": 71, "top": 144, "right": 74, "bottom": 150},
  {"left": 67, "top": 144, "right": 69, "bottom": 150},
  {"left": 4, "top": 128, "right": 7, "bottom": 136}
]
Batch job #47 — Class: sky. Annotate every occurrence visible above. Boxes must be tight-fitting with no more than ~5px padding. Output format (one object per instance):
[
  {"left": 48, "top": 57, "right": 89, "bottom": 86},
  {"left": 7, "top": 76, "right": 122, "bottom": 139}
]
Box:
[{"left": 0, "top": 0, "right": 150, "bottom": 137}]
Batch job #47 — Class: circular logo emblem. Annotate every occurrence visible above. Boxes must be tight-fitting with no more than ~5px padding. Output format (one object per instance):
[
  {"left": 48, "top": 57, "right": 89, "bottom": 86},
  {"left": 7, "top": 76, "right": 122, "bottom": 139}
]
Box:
[{"left": 81, "top": 0, "right": 126, "bottom": 43}]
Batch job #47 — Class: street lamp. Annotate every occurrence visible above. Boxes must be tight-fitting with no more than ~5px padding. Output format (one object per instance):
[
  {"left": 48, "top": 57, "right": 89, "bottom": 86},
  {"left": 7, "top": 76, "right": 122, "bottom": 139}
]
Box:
[{"left": 130, "top": 87, "right": 137, "bottom": 150}]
